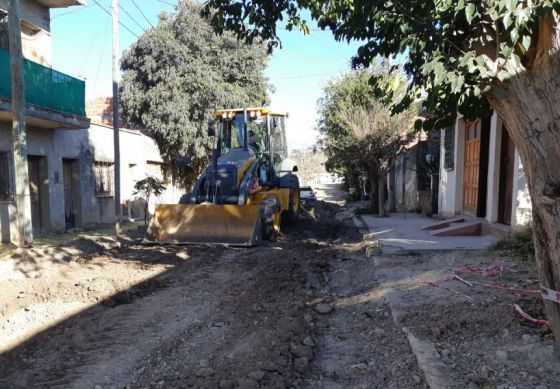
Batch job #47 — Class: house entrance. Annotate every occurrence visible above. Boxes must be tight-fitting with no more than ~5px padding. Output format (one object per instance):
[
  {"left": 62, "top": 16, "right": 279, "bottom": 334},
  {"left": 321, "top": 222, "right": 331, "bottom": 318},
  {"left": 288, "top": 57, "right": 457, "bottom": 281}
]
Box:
[
  {"left": 463, "top": 120, "right": 482, "bottom": 216},
  {"left": 63, "top": 158, "right": 80, "bottom": 229},
  {"left": 28, "top": 155, "right": 48, "bottom": 234},
  {"left": 462, "top": 118, "right": 491, "bottom": 218}
]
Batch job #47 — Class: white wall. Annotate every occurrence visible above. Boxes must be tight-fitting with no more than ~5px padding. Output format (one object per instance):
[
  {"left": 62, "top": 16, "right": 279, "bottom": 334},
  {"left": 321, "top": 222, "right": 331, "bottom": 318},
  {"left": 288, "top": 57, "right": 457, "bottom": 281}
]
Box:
[
  {"left": 485, "top": 114, "right": 502, "bottom": 224},
  {"left": 439, "top": 116, "right": 465, "bottom": 218},
  {"left": 0, "top": 0, "right": 53, "bottom": 66},
  {"left": 511, "top": 150, "right": 532, "bottom": 229},
  {"left": 0, "top": 122, "right": 184, "bottom": 241}
]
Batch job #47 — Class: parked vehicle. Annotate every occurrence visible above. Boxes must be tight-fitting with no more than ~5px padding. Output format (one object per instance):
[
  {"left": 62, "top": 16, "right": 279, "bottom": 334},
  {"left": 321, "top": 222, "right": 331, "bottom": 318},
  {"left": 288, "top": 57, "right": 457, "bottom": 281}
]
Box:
[
  {"left": 300, "top": 186, "right": 316, "bottom": 201},
  {"left": 145, "top": 108, "right": 299, "bottom": 246}
]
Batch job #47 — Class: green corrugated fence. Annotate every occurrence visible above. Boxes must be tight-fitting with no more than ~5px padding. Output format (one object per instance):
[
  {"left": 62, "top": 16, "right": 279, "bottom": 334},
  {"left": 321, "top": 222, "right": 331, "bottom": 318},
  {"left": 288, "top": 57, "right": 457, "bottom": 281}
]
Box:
[{"left": 0, "top": 49, "right": 86, "bottom": 117}]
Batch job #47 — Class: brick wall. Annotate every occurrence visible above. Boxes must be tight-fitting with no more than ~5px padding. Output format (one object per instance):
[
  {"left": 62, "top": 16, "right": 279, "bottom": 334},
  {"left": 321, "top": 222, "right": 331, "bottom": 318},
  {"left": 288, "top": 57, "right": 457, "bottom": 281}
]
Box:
[{"left": 86, "top": 97, "right": 114, "bottom": 126}]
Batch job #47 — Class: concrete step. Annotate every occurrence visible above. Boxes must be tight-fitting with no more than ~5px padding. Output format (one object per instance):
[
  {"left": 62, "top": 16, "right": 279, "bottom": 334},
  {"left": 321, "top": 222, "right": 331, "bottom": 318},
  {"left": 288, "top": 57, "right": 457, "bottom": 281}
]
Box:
[
  {"left": 430, "top": 221, "right": 482, "bottom": 237},
  {"left": 421, "top": 217, "right": 465, "bottom": 231}
]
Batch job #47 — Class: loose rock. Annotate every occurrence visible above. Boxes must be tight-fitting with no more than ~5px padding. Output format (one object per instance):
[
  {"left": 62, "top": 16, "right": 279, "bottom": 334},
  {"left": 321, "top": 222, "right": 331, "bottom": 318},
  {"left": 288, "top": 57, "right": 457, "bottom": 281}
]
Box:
[
  {"left": 248, "top": 370, "right": 265, "bottom": 381},
  {"left": 294, "top": 357, "right": 309, "bottom": 372},
  {"left": 238, "top": 378, "right": 259, "bottom": 389},
  {"left": 219, "top": 379, "right": 235, "bottom": 389},
  {"left": 315, "top": 303, "right": 333, "bottom": 314}
]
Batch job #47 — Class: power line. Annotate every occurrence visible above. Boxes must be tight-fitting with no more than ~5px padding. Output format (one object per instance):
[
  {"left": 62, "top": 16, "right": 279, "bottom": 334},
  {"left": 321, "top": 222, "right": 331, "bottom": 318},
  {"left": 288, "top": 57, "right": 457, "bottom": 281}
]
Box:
[
  {"left": 155, "top": 0, "right": 178, "bottom": 7},
  {"left": 79, "top": 17, "right": 108, "bottom": 76},
  {"left": 93, "top": 19, "right": 111, "bottom": 98},
  {"left": 51, "top": 4, "right": 94, "bottom": 19},
  {"left": 91, "top": 0, "right": 140, "bottom": 38},
  {"left": 308, "top": 33, "right": 348, "bottom": 60},
  {"left": 269, "top": 71, "right": 341, "bottom": 80},
  {"left": 119, "top": 3, "right": 148, "bottom": 33},
  {"left": 130, "top": 0, "right": 154, "bottom": 28}
]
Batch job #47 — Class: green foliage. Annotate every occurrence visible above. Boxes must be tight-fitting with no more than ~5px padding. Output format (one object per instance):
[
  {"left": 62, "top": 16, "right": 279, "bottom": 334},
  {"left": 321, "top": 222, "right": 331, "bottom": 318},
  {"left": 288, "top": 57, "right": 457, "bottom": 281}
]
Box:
[
  {"left": 491, "top": 227, "right": 535, "bottom": 260},
  {"left": 204, "top": 0, "right": 560, "bottom": 128},
  {"left": 121, "top": 0, "right": 270, "bottom": 187},
  {"left": 318, "top": 67, "right": 417, "bottom": 184},
  {"left": 132, "top": 175, "right": 167, "bottom": 225}
]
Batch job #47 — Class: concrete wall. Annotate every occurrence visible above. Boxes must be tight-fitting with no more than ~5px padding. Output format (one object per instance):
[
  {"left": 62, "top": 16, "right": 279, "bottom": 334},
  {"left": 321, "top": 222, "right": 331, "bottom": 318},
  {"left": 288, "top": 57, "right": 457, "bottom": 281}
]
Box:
[
  {"left": 0, "top": 0, "right": 52, "bottom": 66},
  {"left": 0, "top": 122, "right": 183, "bottom": 242},
  {"left": 439, "top": 116, "right": 465, "bottom": 218}
]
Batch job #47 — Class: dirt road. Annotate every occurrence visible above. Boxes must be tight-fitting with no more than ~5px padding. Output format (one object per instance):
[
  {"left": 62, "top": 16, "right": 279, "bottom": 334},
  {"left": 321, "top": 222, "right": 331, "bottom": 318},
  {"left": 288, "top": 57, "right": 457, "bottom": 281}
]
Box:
[
  {"left": 3, "top": 195, "right": 557, "bottom": 388},
  {"left": 0, "top": 201, "right": 426, "bottom": 389}
]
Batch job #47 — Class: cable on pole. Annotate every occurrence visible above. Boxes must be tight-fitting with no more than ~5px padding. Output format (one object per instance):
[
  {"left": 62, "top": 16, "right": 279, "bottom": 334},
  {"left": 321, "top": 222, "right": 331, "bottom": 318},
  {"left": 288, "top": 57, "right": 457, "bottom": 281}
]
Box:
[
  {"left": 119, "top": 3, "right": 148, "bottom": 33},
  {"left": 129, "top": 0, "right": 154, "bottom": 28},
  {"left": 91, "top": 0, "right": 140, "bottom": 38}
]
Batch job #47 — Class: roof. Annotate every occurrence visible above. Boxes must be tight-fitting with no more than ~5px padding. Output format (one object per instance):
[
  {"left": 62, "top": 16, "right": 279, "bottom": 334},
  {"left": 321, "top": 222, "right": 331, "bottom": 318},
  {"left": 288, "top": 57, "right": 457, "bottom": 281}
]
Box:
[
  {"left": 35, "top": 0, "right": 85, "bottom": 8},
  {"left": 215, "top": 108, "right": 288, "bottom": 118}
]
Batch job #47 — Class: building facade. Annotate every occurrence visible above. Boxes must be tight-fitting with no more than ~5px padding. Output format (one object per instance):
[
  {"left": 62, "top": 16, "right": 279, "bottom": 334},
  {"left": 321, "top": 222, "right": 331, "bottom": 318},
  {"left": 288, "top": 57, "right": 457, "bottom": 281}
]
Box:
[
  {"left": 388, "top": 130, "right": 440, "bottom": 215},
  {"left": 0, "top": 2, "right": 181, "bottom": 243},
  {"left": 438, "top": 112, "right": 532, "bottom": 231}
]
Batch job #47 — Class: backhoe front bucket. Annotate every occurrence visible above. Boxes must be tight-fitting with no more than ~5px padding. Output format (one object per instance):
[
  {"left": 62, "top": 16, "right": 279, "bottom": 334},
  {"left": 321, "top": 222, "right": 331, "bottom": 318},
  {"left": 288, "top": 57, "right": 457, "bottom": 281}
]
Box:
[{"left": 144, "top": 204, "right": 262, "bottom": 246}]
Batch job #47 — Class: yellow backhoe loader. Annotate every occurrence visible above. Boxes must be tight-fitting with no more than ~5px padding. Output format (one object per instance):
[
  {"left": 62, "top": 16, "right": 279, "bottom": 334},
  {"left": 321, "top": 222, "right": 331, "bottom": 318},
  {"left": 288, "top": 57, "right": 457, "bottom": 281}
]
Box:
[{"left": 144, "top": 108, "right": 300, "bottom": 246}]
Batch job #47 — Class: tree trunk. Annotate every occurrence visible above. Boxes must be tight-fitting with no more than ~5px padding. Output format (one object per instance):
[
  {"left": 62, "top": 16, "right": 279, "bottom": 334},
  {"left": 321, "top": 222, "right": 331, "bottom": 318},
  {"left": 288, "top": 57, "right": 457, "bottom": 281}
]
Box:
[
  {"left": 486, "top": 16, "right": 560, "bottom": 342},
  {"left": 368, "top": 169, "right": 379, "bottom": 213},
  {"left": 378, "top": 174, "right": 386, "bottom": 217},
  {"left": 346, "top": 168, "right": 359, "bottom": 196}
]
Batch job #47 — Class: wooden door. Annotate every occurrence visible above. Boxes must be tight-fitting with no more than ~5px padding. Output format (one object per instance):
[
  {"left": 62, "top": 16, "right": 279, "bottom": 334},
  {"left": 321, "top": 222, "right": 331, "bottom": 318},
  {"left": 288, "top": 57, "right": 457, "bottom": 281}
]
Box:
[
  {"left": 28, "top": 157, "right": 42, "bottom": 234},
  {"left": 498, "top": 125, "right": 515, "bottom": 224},
  {"left": 463, "top": 120, "right": 481, "bottom": 216},
  {"left": 63, "top": 159, "right": 76, "bottom": 229}
]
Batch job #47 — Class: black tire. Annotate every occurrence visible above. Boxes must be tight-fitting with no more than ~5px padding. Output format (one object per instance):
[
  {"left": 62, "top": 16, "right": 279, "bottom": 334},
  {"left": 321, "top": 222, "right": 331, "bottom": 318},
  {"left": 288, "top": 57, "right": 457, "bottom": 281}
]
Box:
[
  {"left": 262, "top": 220, "right": 276, "bottom": 241},
  {"left": 282, "top": 177, "right": 300, "bottom": 224},
  {"left": 260, "top": 202, "right": 277, "bottom": 241}
]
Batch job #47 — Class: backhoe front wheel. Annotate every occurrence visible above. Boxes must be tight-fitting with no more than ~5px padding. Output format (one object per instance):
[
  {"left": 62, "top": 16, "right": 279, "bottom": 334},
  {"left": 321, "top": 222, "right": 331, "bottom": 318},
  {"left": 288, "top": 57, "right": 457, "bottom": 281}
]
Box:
[{"left": 282, "top": 184, "right": 300, "bottom": 225}]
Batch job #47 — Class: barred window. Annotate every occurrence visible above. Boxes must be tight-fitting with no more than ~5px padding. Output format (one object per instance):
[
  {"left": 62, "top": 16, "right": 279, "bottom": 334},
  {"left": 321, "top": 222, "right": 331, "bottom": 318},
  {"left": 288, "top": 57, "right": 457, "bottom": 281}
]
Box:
[
  {"left": 0, "top": 152, "right": 12, "bottom": 201},
  {"left": 444, "top": 126, "right": 455, "bottom": 170},
  {"left": 94, "top": 161, "right": 114, "bottom": 196}
]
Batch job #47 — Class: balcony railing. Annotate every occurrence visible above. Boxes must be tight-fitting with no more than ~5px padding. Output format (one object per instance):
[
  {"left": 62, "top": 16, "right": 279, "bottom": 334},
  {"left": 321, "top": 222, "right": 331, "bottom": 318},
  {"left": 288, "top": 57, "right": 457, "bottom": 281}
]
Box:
[{"left": 0, "top": 49, "right": 86, "bottom": 117}]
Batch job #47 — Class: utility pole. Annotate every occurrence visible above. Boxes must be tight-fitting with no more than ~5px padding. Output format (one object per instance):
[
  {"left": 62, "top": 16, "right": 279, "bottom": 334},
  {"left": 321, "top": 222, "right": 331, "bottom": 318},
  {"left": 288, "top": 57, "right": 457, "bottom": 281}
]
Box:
[
  {"left": 112, "top": 0, "right": 122, "bottom": 234},
  {"left": 7, "top": 0, "right": 33, "bottom": 246}
]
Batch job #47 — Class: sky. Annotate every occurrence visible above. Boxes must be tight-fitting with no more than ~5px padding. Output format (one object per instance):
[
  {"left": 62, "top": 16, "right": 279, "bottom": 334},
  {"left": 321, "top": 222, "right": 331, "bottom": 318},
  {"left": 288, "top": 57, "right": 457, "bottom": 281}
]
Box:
[{"left": 50, "top": 0, "right": 363, "bottom": 151}]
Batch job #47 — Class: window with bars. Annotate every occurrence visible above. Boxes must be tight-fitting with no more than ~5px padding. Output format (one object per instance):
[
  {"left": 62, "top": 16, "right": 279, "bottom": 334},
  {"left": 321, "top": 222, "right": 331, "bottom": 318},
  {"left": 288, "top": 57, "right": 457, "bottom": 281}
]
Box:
[
  {"left": 94, "top": 161, "right": 114, "bottom": 196},
  {"left": 444, "top": 126, "right": 455, "bottom": 170},
  {"left": 0, "top": 151, "right": 12, "bottom": 201}
]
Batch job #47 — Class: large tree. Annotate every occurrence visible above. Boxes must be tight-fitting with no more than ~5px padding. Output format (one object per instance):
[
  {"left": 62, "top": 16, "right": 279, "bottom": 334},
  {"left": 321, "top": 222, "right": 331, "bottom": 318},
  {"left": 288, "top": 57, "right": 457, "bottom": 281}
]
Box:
[
  {"left": 318, "top": 70, "right": 417, "bottom": 215},
  {"left": 204, "top": 1, "right": 560, "bottom": 340},
  {"left": 120, "top": 0, "right": 269, "bottom": 187}
]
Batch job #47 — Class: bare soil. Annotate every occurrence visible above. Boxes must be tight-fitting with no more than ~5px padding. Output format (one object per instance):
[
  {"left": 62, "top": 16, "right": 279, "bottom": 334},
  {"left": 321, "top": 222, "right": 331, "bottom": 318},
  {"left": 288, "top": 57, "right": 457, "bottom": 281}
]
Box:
[
  {"left": 1, "top": 199, "right": 559, "bottom": 389},
  {"left": 0, "top": 201, "right": 425, "bottom": 389}
]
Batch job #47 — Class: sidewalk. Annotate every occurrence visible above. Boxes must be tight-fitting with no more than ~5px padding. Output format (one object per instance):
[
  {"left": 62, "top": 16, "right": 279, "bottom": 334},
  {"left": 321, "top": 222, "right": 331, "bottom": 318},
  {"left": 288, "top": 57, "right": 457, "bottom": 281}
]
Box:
[{"left": 360, "top": 212, "right": 498, "bottom": 252}]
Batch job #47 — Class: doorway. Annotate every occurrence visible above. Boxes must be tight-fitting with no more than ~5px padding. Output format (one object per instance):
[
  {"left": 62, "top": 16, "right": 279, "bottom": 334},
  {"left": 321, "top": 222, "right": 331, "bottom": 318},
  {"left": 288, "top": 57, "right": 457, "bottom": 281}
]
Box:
[
  {"left": 63, "top": 158, "right": 80, "bottom": 229},
  {"left": 462, "top": 120, "right": 481, "bottom": 216},
  {"left": 498, "top": 125, "right": 515, "bottom": 224},
  {"left": 462, "top": 118, "right": 491, "bottom": 217},
  {"left": 28, "top": 155, "right": 48, "bottom": 234}
]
